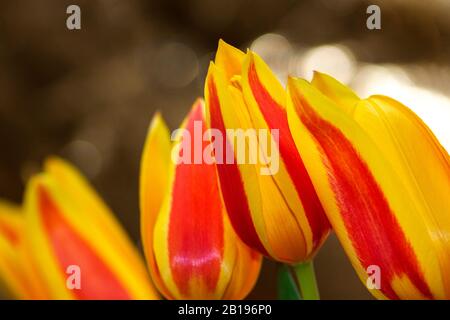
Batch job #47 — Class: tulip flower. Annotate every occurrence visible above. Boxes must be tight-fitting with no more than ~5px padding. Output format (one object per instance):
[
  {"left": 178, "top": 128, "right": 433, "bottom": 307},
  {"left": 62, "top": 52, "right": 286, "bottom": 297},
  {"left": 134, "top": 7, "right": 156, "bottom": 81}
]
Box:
[
  {"left": 140, "top": 99, "right": 262, "bottom": 300},
  {"left": 24, "top": 157, "right": 159, "bottom": 299},
  {"left": 204, "top": 40, "right": 331, "bottom": 265},
  {"left": 0, "top": 201, "right": 47, "bottom": 299},
  {"left": 286, "top": 72, "right": 450, "bottom": 299}
]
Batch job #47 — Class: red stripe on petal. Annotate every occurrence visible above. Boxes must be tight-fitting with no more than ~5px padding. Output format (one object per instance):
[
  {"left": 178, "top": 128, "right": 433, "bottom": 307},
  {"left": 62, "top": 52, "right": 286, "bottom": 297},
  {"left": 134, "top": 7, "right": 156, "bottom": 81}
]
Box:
[
  {"left": 247, "top": 63, "right": 330, "bottom": 248},
  {"left": 207, "top": 76, "right": 269, "bottom": 256},
  {"left": 0, "top": 222, "right": 20, "bottom": 246},
  {"left": 291, "top": 90, "right": 433, "bottom": 300},
  {"left": 168, "top": 103, "right": 224, "bottom": 295},
  {"left": 38, "top": 186, "right": 131, "bottom": 299}
]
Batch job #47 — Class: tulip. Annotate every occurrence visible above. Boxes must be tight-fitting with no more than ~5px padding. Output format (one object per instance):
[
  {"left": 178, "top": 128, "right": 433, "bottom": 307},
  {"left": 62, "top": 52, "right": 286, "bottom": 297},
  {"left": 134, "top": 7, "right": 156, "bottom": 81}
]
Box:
[
  {"left": 286, "top": 72, "right": 450, "bottom": 299},
  {"left": 140, "top": 99, "right": 262, "bottom": 300},
  {"left": 0, "top": 201, "right": 47, "bottom": 299},
  {"left": 24, "top": 157, "right": 159, "bottom": 299},
  {"left": 204, "top": 40, "right": 331, "bottom": 264}
]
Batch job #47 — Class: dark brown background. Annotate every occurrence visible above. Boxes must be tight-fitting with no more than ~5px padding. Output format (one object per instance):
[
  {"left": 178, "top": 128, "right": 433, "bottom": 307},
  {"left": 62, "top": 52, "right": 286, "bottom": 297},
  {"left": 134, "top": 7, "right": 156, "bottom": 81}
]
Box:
[{"left": 1, "top": 0, "right": 449, "bottom": 299}]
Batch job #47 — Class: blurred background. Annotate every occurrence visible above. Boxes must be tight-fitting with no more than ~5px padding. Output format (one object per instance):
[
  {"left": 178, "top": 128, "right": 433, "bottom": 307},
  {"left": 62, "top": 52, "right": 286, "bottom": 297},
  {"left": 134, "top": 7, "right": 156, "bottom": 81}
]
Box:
[{"left": 1, "top": 0, "right": 449, "bottom": 299}]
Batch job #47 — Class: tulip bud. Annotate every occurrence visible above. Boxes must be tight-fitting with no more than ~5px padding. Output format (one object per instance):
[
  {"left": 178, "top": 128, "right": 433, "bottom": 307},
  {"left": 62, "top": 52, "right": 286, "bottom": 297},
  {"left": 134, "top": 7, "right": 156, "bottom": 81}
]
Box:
[{"left": 140, "top": 100, "right": 261, "bottom": 299}]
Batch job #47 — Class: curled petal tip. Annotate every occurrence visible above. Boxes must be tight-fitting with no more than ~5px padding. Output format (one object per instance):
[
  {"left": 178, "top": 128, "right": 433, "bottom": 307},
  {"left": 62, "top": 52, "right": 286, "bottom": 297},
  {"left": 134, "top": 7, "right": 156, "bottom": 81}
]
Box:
[
  {"left": 311, "top": 70, "right": 326, "bottom": 79},
  {"left": 192, "top": 97, "right": 205, "bottom": 112},
  {"left": 148, "top": 111, "right": 166, "bottom": 133},
  {"left": 43, "top": 156, "right": 62, "bottom": 169},
  {"left": 216, "top": 39, "right": 235, "bottom": 53},
  {"left": 215, "top": 41, "right": 245, "bottom": 81},
  {"left": 310, "top": 71, "right": 359, "bottom": 114}
]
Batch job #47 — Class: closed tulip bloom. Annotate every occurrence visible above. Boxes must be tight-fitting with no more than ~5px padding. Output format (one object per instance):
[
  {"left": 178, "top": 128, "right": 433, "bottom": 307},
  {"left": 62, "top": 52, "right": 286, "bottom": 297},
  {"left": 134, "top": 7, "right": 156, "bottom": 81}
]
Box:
[
  {"left": 25, "top": 158, "right": 158, "bottom": 299},
  {"left": 204, "top": 40, "right": 330, "bottom": 263},
  {"left": 0, "top": 201, "right": 48, "bottom": 299},
  {"left": 286, "top": 72, "right": 450, "bottom": 299},
  {"left": 140, "top": 99, "right": 262, "bottom": 299}
]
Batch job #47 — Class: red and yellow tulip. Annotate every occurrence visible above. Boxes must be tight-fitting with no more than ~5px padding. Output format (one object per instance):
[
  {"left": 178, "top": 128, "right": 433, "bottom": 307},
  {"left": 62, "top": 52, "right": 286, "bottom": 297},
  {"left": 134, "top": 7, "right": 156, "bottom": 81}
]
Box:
[
  {"left": 140, "top": 99, "right": 262, "bottom": 299},
  {"left": 286, "top": 72, "right": 450, "bottom": 299},
  {"left": 23, "top": 158, "right": 158, "bottom": 299},
  {"left": 204, "top": 40, "right": 331, "bottom": 264}
]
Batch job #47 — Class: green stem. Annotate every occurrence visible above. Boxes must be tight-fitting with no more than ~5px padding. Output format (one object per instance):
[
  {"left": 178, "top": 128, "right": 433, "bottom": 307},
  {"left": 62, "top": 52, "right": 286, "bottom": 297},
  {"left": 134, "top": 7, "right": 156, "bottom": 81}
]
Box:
[
  {"left": 277, "top": 264, "right": 302, "bottom": 300},
  {"left": 293, "top": 261, "right": 320, "bottom": 300}
]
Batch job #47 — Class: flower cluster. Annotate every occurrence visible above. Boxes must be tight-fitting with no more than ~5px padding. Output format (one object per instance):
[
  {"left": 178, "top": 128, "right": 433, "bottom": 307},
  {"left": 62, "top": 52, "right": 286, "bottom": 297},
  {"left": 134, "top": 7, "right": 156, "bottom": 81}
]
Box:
[{"left": 0, "top": 40, "right": 449, "bottom": 300}]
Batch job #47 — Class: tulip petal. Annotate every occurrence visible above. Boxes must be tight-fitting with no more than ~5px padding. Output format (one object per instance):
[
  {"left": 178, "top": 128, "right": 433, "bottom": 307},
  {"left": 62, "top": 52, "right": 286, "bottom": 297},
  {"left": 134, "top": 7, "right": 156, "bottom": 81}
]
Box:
[
  {"left": 26, "top": 160, "right": 157, "bottom": 299},
  {"left": 0, "top": 201, "right": 21, "bottom": 246},
  {"left": 215, "top": 39, "right": 245, "bottom": 82},
  {"left": 0, "top": 201, "right": 52, "bottom": 300},
  {"left": 30, "top": 180, "right": 129, "bottom": 299},
  {"left": 205, "top": 63, "right": 270, "bottom": 257},
  {"left": 206, "top": 63, "right": 305, "bottom": 262},
  {"left": 0, "top": 233, "right": 24, "bottom": 298},
  {"left": 140, "top": 112, "right": 173, "bottom": 297},
  {"left": 240, "top": 52, "right": 330, "bottom": 259},
  {"left": 0, "top": 202, "right": 28, "bottom": 298},
  {"left": 356, "top": 96, "right": 450, "bottom": 298},
  {"left": 354, "top": 96, "right": 450, "bottom": 225},
  {"left": 287, "top": 77, "right": 439, "bottom": 299},
  {"left": 222, "top": 230, "right": 262, "bottom": 299},
  {"left": 311, "top": 72, "right": 450, "bottom": 298},
  {"left": 311, "top": 71, "right": 359, "bottom": 114},
  {"left": 153, "top": 100, "right": 234, "bottom": 299},
  {"left": 45, "top": 158, "right": 153, "bottom": 294},
  {"left": 223, "top": 251, "right": 261, "bottom": 299}
]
